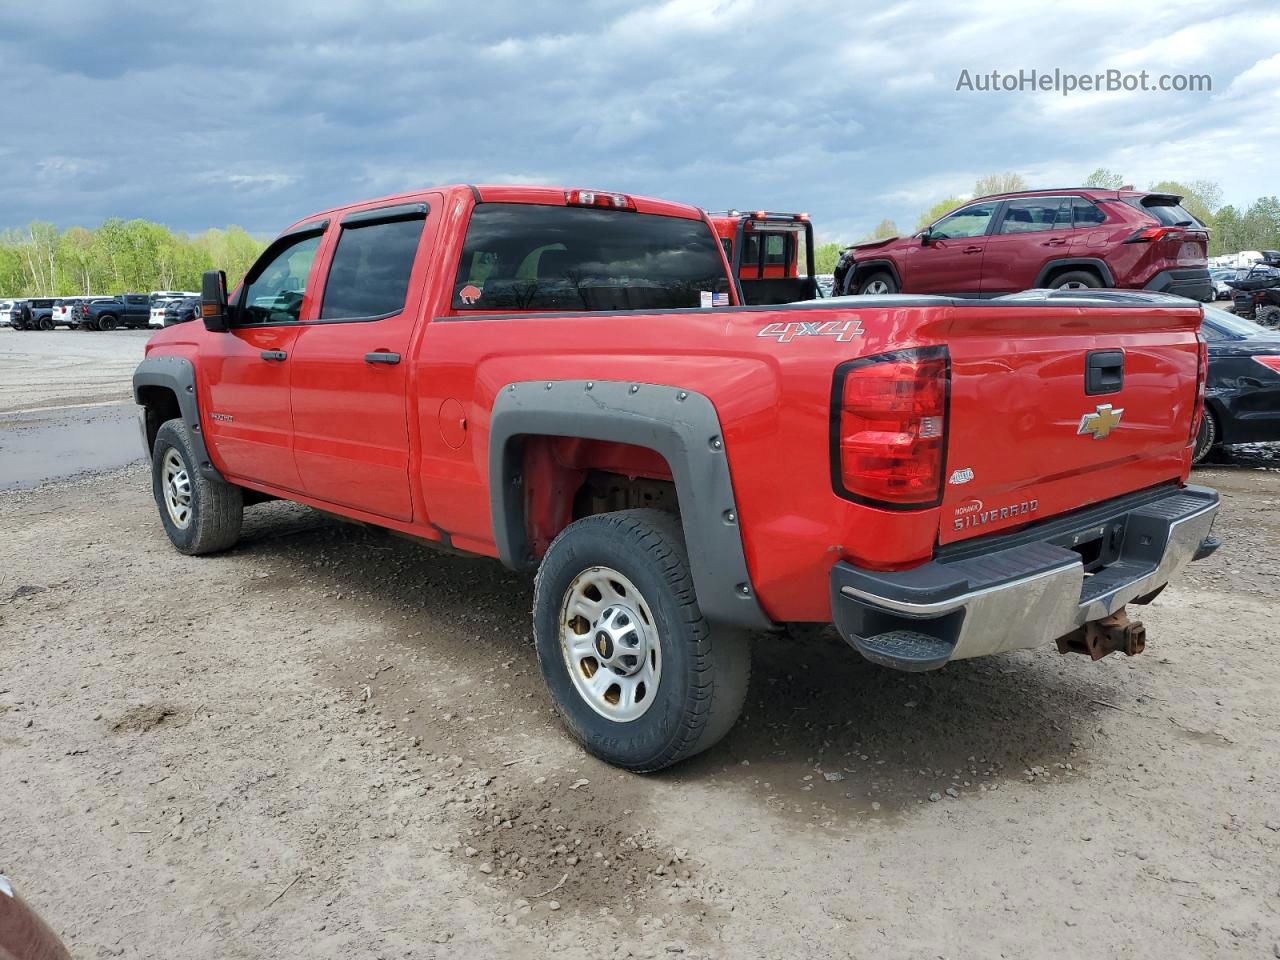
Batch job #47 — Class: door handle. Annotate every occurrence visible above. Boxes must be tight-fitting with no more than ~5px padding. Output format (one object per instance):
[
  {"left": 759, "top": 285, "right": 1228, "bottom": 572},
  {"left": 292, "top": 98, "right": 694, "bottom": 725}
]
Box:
[
  {"left": 963, "top": 245, "right": 983, "bottom": 254},
  {"left": 365, "top": 352, "right": 401, "bottom": 365},
  {"left": 1045, "top": 237, "right": 1068, "bottom": 247},
  {"left": 260, "top": 350, "right": 287, "bottom": 362}
]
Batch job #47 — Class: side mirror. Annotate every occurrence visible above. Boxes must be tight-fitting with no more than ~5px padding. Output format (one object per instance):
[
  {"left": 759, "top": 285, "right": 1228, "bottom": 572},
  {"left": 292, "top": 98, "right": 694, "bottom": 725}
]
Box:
[
  {"left": 201, "top": 270, "right": 229, "bottom": 332},
  {"left": 919, "top": 226, "right": 933, "bottom": 246}
]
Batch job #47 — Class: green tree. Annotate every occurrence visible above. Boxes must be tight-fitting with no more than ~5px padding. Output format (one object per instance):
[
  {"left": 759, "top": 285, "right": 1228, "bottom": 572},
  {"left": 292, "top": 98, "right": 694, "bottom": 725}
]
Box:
[
  {"left": 1084, "top": 168, "right": 1125, "bottom": 190},
  {"left": 1149, "top": 180, "right": 1220, "bottom": 226},
  {"left": 916, "top": 195, "right": 964, "bottom": 229},
  {"left": 814, "top": 242, "right": 843, "bottom": 274},
  {"left": 857, "top": 218, "right": 899, "bottom": 243},
  {"left": 973, "top": 172, "right": 1027, "bottom": 198}
]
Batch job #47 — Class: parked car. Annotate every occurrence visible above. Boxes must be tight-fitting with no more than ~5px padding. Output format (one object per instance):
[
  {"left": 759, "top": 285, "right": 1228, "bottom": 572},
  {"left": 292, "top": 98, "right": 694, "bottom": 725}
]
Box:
[
  {"left": 133, "top": 184, "right": 1218, "bottom": 772},
  {"left": 0, "top": 299, "right": 15, "bottom": 326},
  {"left": 51, "top": 296, "right": 97, "bottom": 328},
  {"left": 149, "top": 291, "right": 199, "bottom": 326},
  {"left": 162, "top": 295, "right": 199, "bottom": 326},
  {"left": 1209, "top": 268, "right": 1235, "bottom": 301},
  {"left": 75, "top": 293, "right": 152, "bottom": 330},
  {"left": 23, "top": 297, "right": 59, "bottom": 330},
  {"left": 834, "top": 188, "right": 1212, "bottom": 301},
  {"left": 709, "top": 211, "right": 820, "bottom": 304},
  {"left": 1194, "top": 305, "right": 1280, "bottom": 462},
  {"left": 8, "top": 299, "right": 31, "bottom": 329}
]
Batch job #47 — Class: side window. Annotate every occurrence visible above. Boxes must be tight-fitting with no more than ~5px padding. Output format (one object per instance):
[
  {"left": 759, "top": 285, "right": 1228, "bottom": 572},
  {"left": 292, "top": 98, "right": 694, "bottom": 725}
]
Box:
[
  {"left": 319, "top": 217, "right": 424, "bottom": 321},
  {"left": 998, "top": 198, "right": 1071, "bottom": 234},
  {"left": 1072, "top": 198, "right": 1107, "bottom": 227},
  {"left": 932, "top": 203, "right": 997, "bottom": 239},
  {"left": 240, "top": 233, "right": 322, "bottom": 325}
]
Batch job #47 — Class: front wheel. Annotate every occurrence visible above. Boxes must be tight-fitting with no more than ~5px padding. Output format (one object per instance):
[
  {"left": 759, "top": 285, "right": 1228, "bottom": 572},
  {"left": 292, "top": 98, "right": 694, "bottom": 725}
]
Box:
[
  {"left": 532, "top": 509, "right": 751, "bottom": 772},
  {"left": 151, "top": 418, "right": 243, "bottom": 554},
  {"left": 856, "top": 271, "right": 898, "bottom": 295}
]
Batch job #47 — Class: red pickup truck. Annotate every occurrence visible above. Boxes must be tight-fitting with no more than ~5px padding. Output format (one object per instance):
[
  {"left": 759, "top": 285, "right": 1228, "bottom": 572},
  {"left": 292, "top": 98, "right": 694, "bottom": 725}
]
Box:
[{"left": 133, "top": 185, "right": 1220, "bottom": 772}]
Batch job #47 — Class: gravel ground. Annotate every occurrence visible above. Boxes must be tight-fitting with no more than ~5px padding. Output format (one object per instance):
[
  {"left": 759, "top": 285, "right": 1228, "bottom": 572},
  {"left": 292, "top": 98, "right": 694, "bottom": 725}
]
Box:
[{"left": 2, "top": 328, "right": 1280, "bottom": 959}]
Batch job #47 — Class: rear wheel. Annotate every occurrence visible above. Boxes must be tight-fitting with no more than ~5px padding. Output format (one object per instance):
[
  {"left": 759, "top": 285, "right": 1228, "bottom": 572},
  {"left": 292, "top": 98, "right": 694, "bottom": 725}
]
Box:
[
  {"left": 151, "top": 418, "right": 243, "bottom": 555},
  {"left": 38, "top": 316, "right": 54, "bottom": 331},
  {"left": 856, "top": 271, "right": 898, "bottom": 295},
  {"left": 98, "top": 314, "right": 117, "bottom": 331},
  {"left": 1257, "top": 305, "right": 1280, "bottom": 329},
  {"left": 1191, "top": 409, "right": 1219, "bottom": 466},
  {"left": 1049, "top": 270, "right": 1103, "bottom": 290},
  {"left": 533, "top": 509, "right": 751, "bottom": 772}
]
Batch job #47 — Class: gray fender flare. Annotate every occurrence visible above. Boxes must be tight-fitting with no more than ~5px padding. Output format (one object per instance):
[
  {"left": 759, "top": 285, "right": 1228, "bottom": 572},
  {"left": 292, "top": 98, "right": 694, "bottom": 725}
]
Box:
[
  {"left": 132, "top": 355, "right": 224, "bottom": 481},
  {"left": 488, "top": 379, "right": 772, "bottom": 631}
]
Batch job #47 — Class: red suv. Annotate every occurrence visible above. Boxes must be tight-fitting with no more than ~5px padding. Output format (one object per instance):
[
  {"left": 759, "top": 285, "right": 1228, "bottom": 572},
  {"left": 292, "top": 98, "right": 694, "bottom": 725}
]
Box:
[{"left": 834, "top": 188, "right": 1211, "bottom": 301}]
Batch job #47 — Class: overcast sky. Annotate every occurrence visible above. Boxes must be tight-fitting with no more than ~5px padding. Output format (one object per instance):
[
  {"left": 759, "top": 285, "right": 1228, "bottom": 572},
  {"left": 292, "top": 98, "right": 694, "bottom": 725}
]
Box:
[{"left": 1, "top": 0, "right": 1276, "bottom": 243}]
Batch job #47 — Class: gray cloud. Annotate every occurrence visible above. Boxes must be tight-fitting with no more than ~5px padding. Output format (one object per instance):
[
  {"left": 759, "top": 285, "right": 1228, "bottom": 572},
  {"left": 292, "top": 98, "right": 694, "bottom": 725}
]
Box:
[{"left": 0, "top": 0, "right": 1275, "bottom": 242}]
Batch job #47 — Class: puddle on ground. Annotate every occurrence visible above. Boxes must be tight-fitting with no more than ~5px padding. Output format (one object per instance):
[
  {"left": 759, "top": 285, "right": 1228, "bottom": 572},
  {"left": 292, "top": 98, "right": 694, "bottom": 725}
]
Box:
[{"left": 0, "top": 402, "right": 143, "bottom": 490}]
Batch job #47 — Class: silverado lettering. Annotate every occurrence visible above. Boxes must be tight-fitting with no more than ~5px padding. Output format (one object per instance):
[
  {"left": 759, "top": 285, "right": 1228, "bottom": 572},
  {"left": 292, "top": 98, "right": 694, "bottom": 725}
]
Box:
[{"left": 133, "top": 184, "right": 1221, "bottom": 773}]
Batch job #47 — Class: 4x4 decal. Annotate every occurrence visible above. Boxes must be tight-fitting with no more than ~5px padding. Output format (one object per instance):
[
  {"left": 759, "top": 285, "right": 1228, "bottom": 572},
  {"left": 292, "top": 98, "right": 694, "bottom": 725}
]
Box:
[{"left": 757, "top": 319, "right": 863, "bottom": 343}]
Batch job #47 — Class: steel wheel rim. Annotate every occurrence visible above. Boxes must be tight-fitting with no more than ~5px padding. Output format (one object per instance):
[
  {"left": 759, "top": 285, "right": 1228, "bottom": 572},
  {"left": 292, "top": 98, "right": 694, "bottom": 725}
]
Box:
[
  {"left": 161, "top": 447, "right": 193, "bottom": 529},
  {"left": 864, "top": 280, "right": 890, "bottom": 295},
  {"left": 559, "top": 566, "right": 661, "bottom": 723},
  {"left": 1059, "top": 281, "right": 1090, "bottom": 289}
]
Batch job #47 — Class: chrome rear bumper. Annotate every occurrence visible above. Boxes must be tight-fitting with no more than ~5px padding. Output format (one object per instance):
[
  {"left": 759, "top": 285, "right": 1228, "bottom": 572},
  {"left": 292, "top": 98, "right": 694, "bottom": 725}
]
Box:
[{"left": 829, "top": 485, "right": 1219, "bottom": 671}]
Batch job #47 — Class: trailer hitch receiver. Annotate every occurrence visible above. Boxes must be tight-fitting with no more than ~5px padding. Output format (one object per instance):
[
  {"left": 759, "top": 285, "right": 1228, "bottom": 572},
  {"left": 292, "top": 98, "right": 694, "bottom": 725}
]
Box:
[{"left": 1055, "top": 608, "right": 1146, "bottom": 661}]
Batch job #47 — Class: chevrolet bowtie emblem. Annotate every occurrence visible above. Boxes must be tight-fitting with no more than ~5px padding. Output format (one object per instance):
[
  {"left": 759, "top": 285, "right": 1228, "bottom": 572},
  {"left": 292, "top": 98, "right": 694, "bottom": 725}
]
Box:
[{"left": 1077, "top": 403, "right": 1124, "bottom": 440}]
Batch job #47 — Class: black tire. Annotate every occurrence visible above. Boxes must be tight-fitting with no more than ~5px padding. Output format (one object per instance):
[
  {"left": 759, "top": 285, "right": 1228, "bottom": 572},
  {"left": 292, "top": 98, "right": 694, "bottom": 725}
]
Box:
[
  {"left": 1257, "top": 305, "right": 1280, "bottom": 329},
  {"left": 151, "top": 418, "right": 243, "bottom": 555},
  {"left": 532, "top": 508, "right": 751, "bottom": 772},
  {"left": 98, "top": 314, "right": 117, "bottom": 331},
  {"left": 1191, "top": 408, "right": 1218, "bottom": 466},
  {"left": 38, "top": 316, "right": 54, "bottom": 331},
  {"left": 1048, "top": 269, "right": 1103, "bottom": 290},
  {"left": 855, "top": 270, "right": 898, "bottom": 296}
]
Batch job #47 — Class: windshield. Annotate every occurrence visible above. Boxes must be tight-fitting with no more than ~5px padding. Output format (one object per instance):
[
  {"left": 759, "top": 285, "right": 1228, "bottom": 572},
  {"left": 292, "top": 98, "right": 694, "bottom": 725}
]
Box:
[{"left": 453, "top": 204, "right": 730, "bottom": 312}]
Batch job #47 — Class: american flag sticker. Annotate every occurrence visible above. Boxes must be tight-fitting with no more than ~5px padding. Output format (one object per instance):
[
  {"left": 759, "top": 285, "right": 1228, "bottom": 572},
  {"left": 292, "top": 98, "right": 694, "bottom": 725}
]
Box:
[{"left": 711, "top": 292, "right": 729, "bottom": 306}]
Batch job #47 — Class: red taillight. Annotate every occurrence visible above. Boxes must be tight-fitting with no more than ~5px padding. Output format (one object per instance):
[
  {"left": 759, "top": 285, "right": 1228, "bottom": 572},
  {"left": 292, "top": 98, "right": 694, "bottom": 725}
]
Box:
[
  {"left": 1124, "top": 225, "right": 1184, "bottom": 243},
  {"left": 565, "top": 189, "right": 635, "bottom": 211},
  {"left": 1190, "top": 334, "right": 1208, "bottom": 443},
  {"left": 1254, "top": 355, "right": 1280, "bottom": 375},
  {"left": 832, "top": 347, "right": 949, "bottom": 507}
]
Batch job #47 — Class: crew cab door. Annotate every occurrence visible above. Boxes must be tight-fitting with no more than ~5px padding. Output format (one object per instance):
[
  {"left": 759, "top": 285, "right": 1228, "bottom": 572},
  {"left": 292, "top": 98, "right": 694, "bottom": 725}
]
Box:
[
  {"left": 902, "top": 202, "right": 997, "bottom": 295},
  {"left": 287, "top": 199, "right": 438, "bottom": 522},
  {"left": 200, "top": 224, "right": 326, "bottom": 490},
  {"left": 980, "top": 197, "right": 1073, "bottom": 295}
]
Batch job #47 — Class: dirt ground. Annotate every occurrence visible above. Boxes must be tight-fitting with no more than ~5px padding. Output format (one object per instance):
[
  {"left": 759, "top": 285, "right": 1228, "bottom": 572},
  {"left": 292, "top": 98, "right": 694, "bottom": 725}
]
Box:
[{"left": 2, "top": 328, "right": 1279, "bottom": 959}]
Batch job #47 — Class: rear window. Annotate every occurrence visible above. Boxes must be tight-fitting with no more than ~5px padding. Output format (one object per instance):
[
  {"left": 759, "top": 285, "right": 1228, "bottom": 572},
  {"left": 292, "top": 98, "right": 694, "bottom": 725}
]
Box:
[
  {"left": 1125, "top": 196, "right": 1202, "bottom": 228},
  {"left": 740, "top": 232, "right": 788, "bottom": 265},
  {"left": 452, "top": 204, "right": 730, "bottom": 312},
  {"left": 320, "top": 218, "right": 423, "bottom": 321}
]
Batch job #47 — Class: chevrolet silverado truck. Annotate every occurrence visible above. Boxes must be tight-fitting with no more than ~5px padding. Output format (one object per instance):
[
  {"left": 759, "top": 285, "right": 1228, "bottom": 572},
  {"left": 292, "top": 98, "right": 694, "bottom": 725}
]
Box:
[{"left": 133, "top": 185, "right": 1220, "bottom": 772}]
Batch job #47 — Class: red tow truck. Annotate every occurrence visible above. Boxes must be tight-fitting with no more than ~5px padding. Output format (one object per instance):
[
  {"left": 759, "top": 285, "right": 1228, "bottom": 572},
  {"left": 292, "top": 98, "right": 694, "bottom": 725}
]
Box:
[
  {"left": 709, "top": 210, "right": 819, "bottom": 304},
  {"left": 134, "top": 184, "right": 1219, "bottom": 771}
]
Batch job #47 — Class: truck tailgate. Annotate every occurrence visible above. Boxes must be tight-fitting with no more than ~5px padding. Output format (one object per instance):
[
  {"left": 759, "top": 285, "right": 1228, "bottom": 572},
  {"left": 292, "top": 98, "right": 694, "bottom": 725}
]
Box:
[{"left": 939, "top": 300, "right": 1202, "bottom": 545}]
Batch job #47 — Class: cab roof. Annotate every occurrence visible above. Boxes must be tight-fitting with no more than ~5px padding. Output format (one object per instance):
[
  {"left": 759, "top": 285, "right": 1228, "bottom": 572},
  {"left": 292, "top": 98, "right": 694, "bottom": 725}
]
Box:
[{"left": 282, "top": 184, "right": 708, "bottom": 235}]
